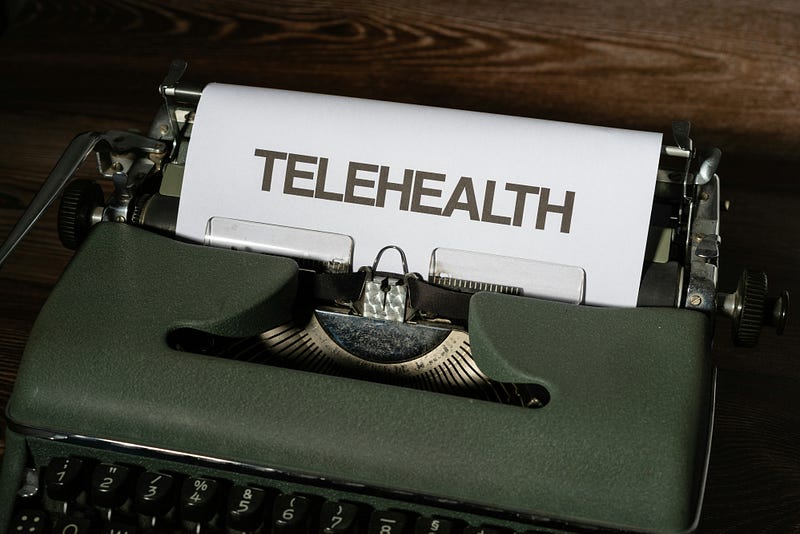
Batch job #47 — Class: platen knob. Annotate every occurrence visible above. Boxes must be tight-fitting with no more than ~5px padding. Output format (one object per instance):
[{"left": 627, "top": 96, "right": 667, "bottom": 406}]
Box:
[
  {"left": 57, "top": 179, "right": 104, "bottom": 250},
  {"left": 731, "top": 270, "right": 767, "bottom": 347},
  {"left": 719, "top": 270, "right": 790, "bottom": 347}
]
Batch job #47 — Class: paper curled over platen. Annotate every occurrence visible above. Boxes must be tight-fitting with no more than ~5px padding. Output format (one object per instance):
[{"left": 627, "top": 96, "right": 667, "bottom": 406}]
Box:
[{"left": 177, "top": 83, "right": 662, "bottom": 307}]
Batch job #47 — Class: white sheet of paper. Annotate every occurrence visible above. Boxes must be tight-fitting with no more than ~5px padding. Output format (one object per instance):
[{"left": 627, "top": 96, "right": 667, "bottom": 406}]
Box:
[{"left": 177, "top": 83, "right": 662, "bottom": 307}]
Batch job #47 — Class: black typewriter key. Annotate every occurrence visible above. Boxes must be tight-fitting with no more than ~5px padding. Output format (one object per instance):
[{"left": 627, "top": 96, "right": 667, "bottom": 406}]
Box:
[
  {"left": 52, "top": 514, "right": 92, "bottom": 534},
  {"left": 91, "top": 464, "right": 133, "bottom": 508},
  {"left": 16, "top": 468, "right": 42, "bottom": 502},
  {"left": 99, "top": 522, "right": 139, "bottom": 534},
  {"left": 319, "top": 501, "right": 360, "bottom": 534},
  {"left": 226, "top": 485, "right": 269, "bottom": 531},
  {"left": 415, "top": 518, "right": 455, "bottom": 534},
  {"left": 45, "top": 457, "right": 87, "bottom": 502},
  {"left": 272, "top": 494, "right": 313, "bottom": 534},
  {"left": 134, "top": 472, "right": 175, "bottom": 516},
  {"left": 9, "top": 510, "right": 49, "bottom": 534},
  {"left": 180, "top": 477, "right": 220, "bottom": 523},
  {"left": 367, "top": 511, "right": 409, "bottom": 534},
  {"left": 463, "top": 527, "right": 504, "bottom": 534}
]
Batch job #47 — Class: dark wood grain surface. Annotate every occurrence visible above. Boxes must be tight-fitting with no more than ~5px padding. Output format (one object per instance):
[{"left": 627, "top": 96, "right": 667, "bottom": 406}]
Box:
[{"left": 1, "top": 1, "right": 798, "bottom": 532}]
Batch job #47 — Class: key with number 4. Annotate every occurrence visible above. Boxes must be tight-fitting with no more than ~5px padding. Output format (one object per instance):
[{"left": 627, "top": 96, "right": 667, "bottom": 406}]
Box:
[{"left": 180, "top": 476, "right": 220, "bottom": 523}]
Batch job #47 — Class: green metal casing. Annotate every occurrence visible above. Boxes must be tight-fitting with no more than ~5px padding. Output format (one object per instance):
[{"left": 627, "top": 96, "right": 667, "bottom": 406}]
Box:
[{"left": 0, "top": 223, "right": 713, "bottom": 533}]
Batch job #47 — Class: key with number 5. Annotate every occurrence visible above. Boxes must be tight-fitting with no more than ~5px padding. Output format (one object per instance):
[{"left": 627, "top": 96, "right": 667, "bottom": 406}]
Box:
[{"left": 227, "top": 485, "right": 270, "bottom": 532}]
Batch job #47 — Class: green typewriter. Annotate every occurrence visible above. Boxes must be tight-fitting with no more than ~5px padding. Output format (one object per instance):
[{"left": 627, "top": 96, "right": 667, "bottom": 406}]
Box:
[{"left": 0, "top": 62, "right": 788, "bottom": 534}]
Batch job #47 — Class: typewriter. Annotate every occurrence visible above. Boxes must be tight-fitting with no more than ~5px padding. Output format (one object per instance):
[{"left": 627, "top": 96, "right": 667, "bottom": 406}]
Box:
[{"left": 0, "top": 61, "right": 789, "bottom": 534}]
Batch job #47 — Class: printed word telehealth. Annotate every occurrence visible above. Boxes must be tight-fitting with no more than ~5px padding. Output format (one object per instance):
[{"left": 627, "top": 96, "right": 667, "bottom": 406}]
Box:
[{"left": 255, "top": 149, "right": 576, "bottom": 233}]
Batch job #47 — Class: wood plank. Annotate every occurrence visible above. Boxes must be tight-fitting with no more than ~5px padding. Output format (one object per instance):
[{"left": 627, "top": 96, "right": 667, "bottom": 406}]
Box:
[{"left": 0, "top": 1, "right": 798, "bottom": 531}]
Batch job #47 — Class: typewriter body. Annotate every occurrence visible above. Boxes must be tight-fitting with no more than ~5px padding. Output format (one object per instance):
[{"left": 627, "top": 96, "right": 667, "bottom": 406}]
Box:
[{"left": 0, "top": 62, "right": 788, "bottom": 534}]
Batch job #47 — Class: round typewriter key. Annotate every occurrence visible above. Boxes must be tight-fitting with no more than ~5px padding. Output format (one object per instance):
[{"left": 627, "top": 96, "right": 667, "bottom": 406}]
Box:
[
  {"left": 227, "top": 485, "right": 268, "bottom": 531},
  {"left": 415, "top": 518, "right": 455, "bottom": 534},
  {"left": 367, "top": 510, "right": 409, "bottom": 534},
  {"left": 45, "top": 457, "right": 88, "bottom": 502},
  {"left": 10, "top": 510, "right": 49, "bottom": 534},
  {"left": 101, "top": 521, "right": 139, "bottom": 534},
  {"left": 135, "top": 472, "right": 175, "bottom": 516},
  {"left": 272, "top": 494, "right": 312, "bottom": 534},
  {"left": 53, "top": 513, "right": 93, "bottom": 534},
  {"left": 320, "top": 501, "right": 360, "bottom": 534},
  {"left": 180, "top": 477, "right": 220, "bottom": 523},
  {"left": 463, "top": 527, "right": 505, "bottom": 534},
  {"left": 91, "top": 463, "right": 132, "bottom": 508}
]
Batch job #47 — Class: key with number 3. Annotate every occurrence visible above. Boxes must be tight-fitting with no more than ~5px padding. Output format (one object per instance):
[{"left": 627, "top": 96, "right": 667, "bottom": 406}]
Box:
[{"left": 135, "top": 472, "right": 175, "bottom": 516}]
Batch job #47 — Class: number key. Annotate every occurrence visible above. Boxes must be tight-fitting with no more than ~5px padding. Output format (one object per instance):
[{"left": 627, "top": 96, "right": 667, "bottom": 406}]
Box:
[
  {"left": 367, "top": 511, "right": 409, "bottom": 534},
  {"left": 227, "top": 485, "right": 269, "bottom": 531},
  {"left": 45, "top": 457, "right": 87, "bottom": 502},
  {"left": 91, "top": 463, "right": 132, "bottom": 508},
  {"left": 180, "top": 477, "right": 220, "bottom": 523},
  {"left": 53, "top": 514, "right": 93, "bottom": 534},
  {"left": 135, "top": 472, "right": 175, "bottom": 516},
  {"left": 272, "top": 494, "right": 312, "bottom": 534},
  {"left": 319, "top": 501, "right": 360, "bottom": 534}
]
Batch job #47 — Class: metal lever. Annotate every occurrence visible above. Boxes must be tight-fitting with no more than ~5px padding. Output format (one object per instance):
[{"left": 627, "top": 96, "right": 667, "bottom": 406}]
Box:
[
  {"left": 0, "top": 131, "right": 166, "bottom": 269},
  {"left": 160, "top": 59, "right": 203, "bottom": 104},
  {"left": 159, "top": 59, "right": 204, "bottom": 147},
  {"left": 672, "top": 120, "right": 692, "bottom": 151},
  {"left": 695, "top": 147, "right": 721, "bottom": 185}
]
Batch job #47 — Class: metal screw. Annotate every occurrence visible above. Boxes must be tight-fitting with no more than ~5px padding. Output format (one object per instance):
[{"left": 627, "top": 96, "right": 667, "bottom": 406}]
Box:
[
  {"left": 159, "top": 124, "right": 169, "bottom": 135},
  {"left": 699, "top": 191, "right": 710, "bottom": 201},
  {"left": 526, "top": 397, "right": 543, "bottom": 408},
  {"left": 111, "top": 161, "right": 124, "bottom": 172},
  {"left": 689, "top": 294, "right": 702, "bottom": 306},
  {"left": 694, "top": 233, "right": 705, "bottom": 243},
  {"left": 115, "top": 215, "right": 126, "bottom": 222}
]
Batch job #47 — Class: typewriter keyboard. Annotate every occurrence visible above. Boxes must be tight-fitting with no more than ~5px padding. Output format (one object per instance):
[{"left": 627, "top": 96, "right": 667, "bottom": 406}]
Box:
[{"left": 7, "top": 438, "right": 560, "bottom": 534}]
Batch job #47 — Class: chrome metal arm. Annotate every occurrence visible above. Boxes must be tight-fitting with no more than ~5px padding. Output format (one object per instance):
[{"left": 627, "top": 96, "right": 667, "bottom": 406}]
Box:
[{"left": 0, "top": 131, "right": 166, "bottom": 269}]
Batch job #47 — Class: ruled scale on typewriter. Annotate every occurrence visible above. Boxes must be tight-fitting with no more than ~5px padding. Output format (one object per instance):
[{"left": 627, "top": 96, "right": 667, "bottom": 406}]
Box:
[{"left": 0, "top": 60, "right": 789, "bottom": 534}]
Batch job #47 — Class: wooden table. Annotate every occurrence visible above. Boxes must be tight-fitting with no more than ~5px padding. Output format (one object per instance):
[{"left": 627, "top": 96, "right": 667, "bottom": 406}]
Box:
[{"left": 1, "top": 2, "right": 798, "bottom": 532}]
